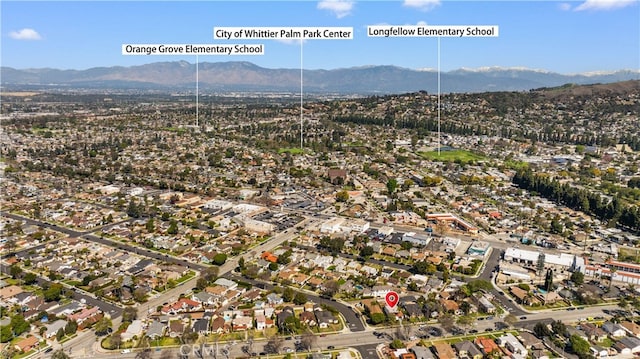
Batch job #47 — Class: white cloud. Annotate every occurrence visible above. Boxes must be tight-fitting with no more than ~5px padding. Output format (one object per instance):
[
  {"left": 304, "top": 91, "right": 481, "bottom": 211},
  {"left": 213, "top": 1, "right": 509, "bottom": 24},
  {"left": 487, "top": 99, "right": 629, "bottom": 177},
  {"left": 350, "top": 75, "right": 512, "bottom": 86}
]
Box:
[
  {"left": 317, "top": 0, "right": 354, "bottom": 18},
  {"left": 9, "top": 28, "right": 42, "bottom": 40},
  {"left": 574, "top": 0, "right": 636, "bottom": 11},
  {"left": 402, "top": 0, "right": 441, "bottom": 11},
  {"left": 416, "top": 20, "right": 428, "bottom": 26},
  {"left": 558, "top": 3, "right": 573, "bottom": 10}
]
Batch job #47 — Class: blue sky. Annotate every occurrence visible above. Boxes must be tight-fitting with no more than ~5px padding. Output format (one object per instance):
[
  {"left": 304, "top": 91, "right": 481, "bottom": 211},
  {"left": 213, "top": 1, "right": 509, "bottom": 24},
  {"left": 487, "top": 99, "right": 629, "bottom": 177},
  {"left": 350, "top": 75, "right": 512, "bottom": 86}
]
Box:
[{"left": 2, "top": 0, "right": 639, "bottom": 73}]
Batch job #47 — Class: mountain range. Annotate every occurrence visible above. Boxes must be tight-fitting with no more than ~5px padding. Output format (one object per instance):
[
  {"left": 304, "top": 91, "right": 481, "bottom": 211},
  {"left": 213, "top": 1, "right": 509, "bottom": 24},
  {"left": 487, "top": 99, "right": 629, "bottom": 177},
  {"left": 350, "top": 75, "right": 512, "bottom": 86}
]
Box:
[{"left": 2, "top": 61, "right": 639, "bottom": 94}]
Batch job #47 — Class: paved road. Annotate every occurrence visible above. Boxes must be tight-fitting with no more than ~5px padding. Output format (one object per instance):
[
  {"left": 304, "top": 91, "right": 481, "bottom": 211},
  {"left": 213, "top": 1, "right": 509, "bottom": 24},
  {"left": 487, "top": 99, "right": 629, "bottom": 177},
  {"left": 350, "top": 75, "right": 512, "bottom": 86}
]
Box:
[{"left": 44, "top": 294, "right": 618, "bottom": 359}]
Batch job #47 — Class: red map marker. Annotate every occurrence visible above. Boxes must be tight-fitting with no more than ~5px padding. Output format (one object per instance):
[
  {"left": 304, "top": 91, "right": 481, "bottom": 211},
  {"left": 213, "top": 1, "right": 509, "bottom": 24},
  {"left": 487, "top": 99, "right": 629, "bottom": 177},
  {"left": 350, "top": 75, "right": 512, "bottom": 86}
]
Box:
[{"left": 385, "top": 291, "right": 399, "bottom": 308}]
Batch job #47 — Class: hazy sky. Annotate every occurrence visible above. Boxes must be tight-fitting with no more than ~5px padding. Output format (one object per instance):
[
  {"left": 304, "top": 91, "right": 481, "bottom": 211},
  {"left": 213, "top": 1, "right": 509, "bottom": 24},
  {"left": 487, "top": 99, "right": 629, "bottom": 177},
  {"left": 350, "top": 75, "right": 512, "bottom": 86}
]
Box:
[{"left": 3, "top": 0, "right": 639, "bottom": 73}]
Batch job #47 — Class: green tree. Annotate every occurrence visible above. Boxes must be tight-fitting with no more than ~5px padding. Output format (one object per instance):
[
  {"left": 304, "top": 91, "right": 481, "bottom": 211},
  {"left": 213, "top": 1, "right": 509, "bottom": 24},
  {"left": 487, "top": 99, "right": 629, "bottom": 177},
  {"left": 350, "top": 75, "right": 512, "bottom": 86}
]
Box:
[
  {"left": 0, "top": 325, "right": 13, "bottom": 343},
  {"left": 550, "top": 215, "right": 564, "bottom": 234},
  {"left": 533, "top": 322, "right": 551, "bottom": 338},
  {"left": 335, "top": 190, "right": 349, "bottom": 203},
  {"left": 9, "top": 264, "right": 22, "bottom": 279},
  {"left": 10, "top": 315, "right": 30, "bottom": 336},
  {"left": 196, "top": 277, "right": 209, "bottom": 290},
  {"left": 94, "top": 317, "right": 112, "bottom": 336},
  {"left": 318, "top": 236, "right": 344, "bottom": 254},
  {"left": 56, "top": 327, "right": 65, "bottom": 341},
  {"left": 293, "top": 292, "right": 307, "bottom": 305},
  {"left": 281, "top": 316, "right": 301, "bottom": 334},
  {"left": 276, "top": 250, "right": 292, "bottom": 265},
  {"left": 213, "top": 253, "right": 227, "bottom": 265},
  {"left": 127, "top": 199, "right": 141, "bottom": 218},
  {"left": 202, "top": 266, "right": 219, "bottom": 282},
  {"left": 390, "top": 339, "right": 405, "bottom": 349},
  {"left": 359, "top": 246, "right": 374, "bottom": 258},
  {"left": 145, "top": 218, "right": 155, "bottom": 232},
  {"left": 386, "top": 178, "right": 398, "bottom": 195},
  {"left": 369, "top": 312, "right": 386, "bottom": 325},
  {"left": 536, "top": 252, "right": 546, "bottom": 277},
  {"left": 122, "top": 307, "right": 138, "bottom": 323},
  {"left": 321, "top": 280, "right": 340, "bottom": 298},
  {"left": 133, "top": 288, "right": 147, "bottom": 303},
  {"left": 23, "top": 272, "right": 37, "bottom": 285},
  {"left": 51, "top": 348, "right": 71, "bottom": 359},
  {"left": 282, "top": 287, "right": 294, "bottom": 303},
  {"left": 551, "top": 320, "right": 567, "bottom": 336},
  {"left": 65, "top": 320, "right": 78, "bottom": 335},
  {"left": 412, "top": 260, "right": 428, "bottom": 275},
  {"left": 544, "top": 269, "right": 555, "bottom": 292},
  {"left": 570, "top": 271, "right": 585, "bottom": 285},
  {"left": 167, "top": 220, "right": 179, "bottom": 235},
  {"left": 44, "top": 283, "right": 64, "bottom": 301},
  {"left": 570, "top": 334, "right": 590, "bottom": 356}
]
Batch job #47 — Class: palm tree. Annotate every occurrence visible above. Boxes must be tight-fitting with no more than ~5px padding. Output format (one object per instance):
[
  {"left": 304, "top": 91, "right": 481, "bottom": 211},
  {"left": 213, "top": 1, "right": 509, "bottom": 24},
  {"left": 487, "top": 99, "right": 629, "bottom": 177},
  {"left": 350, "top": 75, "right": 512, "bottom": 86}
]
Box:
[{"left": 608, "top": 267, "right": 617, "bottom": 292}]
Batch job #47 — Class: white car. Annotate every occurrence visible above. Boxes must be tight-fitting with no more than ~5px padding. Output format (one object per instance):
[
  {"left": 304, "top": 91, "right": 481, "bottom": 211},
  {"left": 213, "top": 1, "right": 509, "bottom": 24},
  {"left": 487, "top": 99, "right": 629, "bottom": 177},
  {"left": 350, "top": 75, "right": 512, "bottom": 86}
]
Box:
[{"left": 121, "top": 349, "right": 131, "bottom": 354}]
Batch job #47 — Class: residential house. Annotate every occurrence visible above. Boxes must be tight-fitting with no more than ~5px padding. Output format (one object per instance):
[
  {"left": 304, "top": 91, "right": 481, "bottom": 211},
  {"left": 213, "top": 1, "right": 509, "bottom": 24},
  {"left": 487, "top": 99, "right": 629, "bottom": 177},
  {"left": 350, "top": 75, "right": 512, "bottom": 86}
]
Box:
[
  {"left": 531, "top": 349, "right": 550, "bottom": 359},
  {"left": 439, "top": 299, "right": 460, "bottom": 314},
  {"left": 266, "top": 293, "right": 283, "bottom": 305},
  {"left": 453, "top": 340, "right": 483, "bottom": 359},
  {"left": 602, "top": 322, "right": 627, "bottom": 338},
  {"left": 211, "top": 317, "right": 227, "bottom": 334},
  {"left": 192, "top": 318, "right": 210, "bottom": 335},
  {"left": 122, "top": 320, "right": 144, "bottom": 341},
  {"left": 613, "top": 341, "right": 632, "bottom": 356},
  {"left": 315, "top": 310, "right": 338, "bottom": 328},
  {"left": 0, "top": 285, "right": 23, "bottom": 301},
  {"left": 621, "top": 321, "right": 640, "bottom": 338},
  {"left": 255, "top": 314, "right": 267, "bottom": 330},
  {"left": 192, "top": 291, "right": 216, "bottom": 307},
  {"left": 14, "top": 336, "right": 38, "bottom": 353},
  {"left": 45, "top": 320, "right": 67, "bottom": 339},
  {"left": 277, "top": 307, "right": 294, "bottom": 330},
  {"left": 398, "top": 353, "right": 417, "bottom": 359},
  {"left": 432, "top": 342, "right": 456, "bottom": 359},
  {"left": 168, "top": 320, "right": 184, "bottom": 337},
  {"left": 232, "top": 316, "right": 253, "bottom": 331},
  {"left": 475, "top": 337, "right": 501, "bottom": 356},
  {"left": 566, "top": 326, "right": 588, "bottom": 341},
  {"left": 213, "top": 278, "right": 238, "bottom": 291},
  {"left": 496, "top": 333, "right": 527, "bottom": 359},
  {"left": 12, "top": 292, "right": 35, "bottom": 306},
  {"left": 590, "top": 345, "right": 609, "bottom": 359},
  {"left": 300, "top": 311, "right": 317, "bottom": 326},
  {"left": 146, "top": 320, "right": 166, "bottom": 339},
  {"left": 519, "top": 332, "right": 543, "bottom": 350},
  {"left": 409, "top": 346, "right": 435, "bottom": 359},
  {"left": 509, "top": 286, "right": 532, "bottom": 305},
  {"left": 616, "top": 337, "right": 640, "bottom": 354},
  {"left": 67, "top": 306, "right": 100, "bottom": 324},
  {"left": 582, "top": 322, "right": 608, "bottom": 342},
  {"left": 478, "top": 296, "right": 496, "bottom": 314},
  {"left": 402, "top": 302, "right": 422, "bottom": 318}
]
